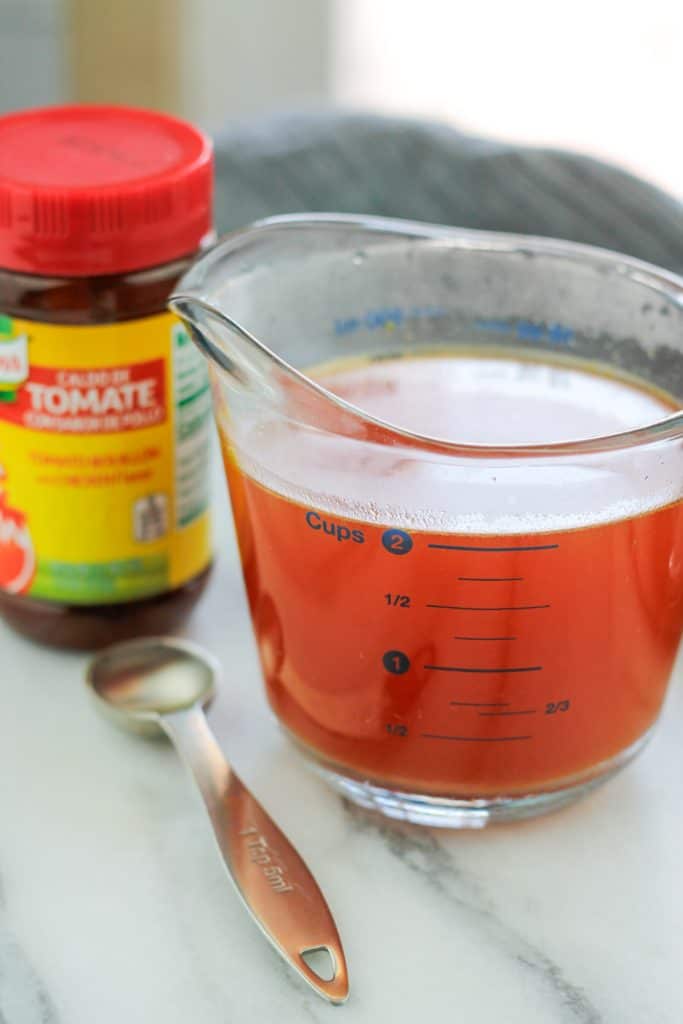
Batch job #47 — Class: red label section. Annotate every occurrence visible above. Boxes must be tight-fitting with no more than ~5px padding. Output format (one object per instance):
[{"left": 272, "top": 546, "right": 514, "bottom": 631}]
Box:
[{"left": 0, "top": 360, "right": 166, "bottom": 434}]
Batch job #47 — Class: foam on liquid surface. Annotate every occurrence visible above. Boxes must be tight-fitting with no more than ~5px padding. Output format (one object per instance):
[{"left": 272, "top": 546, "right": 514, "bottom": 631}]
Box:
[
  {"left": 322, "top": 355, "right": 673, "bottom": 444},
  {"left": 222, "top": 353, "right": 681, "bottom": 534}
]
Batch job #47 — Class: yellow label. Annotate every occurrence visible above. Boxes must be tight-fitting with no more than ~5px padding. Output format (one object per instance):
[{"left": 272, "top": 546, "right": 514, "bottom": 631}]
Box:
[{"left": 0, "top": 311, "right": 211, "bottom": 603}]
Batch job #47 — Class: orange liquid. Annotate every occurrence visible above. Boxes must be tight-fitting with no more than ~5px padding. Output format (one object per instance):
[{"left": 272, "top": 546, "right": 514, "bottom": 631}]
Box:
[{"left": 221, "top": 354, "right": 683, "bottom": 796}]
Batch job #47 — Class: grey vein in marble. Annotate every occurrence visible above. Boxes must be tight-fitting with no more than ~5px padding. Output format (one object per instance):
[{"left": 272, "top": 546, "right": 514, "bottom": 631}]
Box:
[
  {"left": 0, "top": 919, "right": 61, "bottom": 1024},
  {"left": 343, "top": 802, "right": 602, "bottom": 1024}
]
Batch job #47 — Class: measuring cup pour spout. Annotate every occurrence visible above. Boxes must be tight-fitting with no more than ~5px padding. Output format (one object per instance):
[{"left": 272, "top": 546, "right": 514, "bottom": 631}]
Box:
[
  {"left": 169, "top": 290, "right": 349, "bottom": 449},
  {"left": 167, "top": 218, "right": 335, "bottom": 418},
  {"left": 169, "top": 294, "right": 271, "bottom": 393},
  {"left": 169, "top": 215, "right": 454, "bottom": 448}
]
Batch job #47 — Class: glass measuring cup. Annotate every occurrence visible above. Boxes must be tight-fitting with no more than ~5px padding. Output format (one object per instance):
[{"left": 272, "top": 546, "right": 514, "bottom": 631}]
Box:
[{"left": 171, "top": 214, "right": 683, "bottom": 827}]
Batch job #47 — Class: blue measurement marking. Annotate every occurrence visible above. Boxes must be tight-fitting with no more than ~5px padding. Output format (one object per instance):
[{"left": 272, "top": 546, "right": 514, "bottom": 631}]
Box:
[
  {"left": 334, "top": 305, "right": 448, "bottom": 336},
  {"left": 516, "top": 321, "right": 546, "bottom": 342},
  {"left": 473, "top": 319, "right": 575, "bottom": 346},
  {"left": 547, "top": 322, "right": 575, "bottom": 344}
]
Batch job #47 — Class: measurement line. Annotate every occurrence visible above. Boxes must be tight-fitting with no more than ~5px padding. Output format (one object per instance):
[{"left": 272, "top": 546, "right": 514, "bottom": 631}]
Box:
[
  {"left": 479, "top": 709, "right": 537, "bottom": 716},
  {"left": 428, "top": 603, "right": 550, "bottom": 611},
  {"left": 428, "top": 542, "right": 559, "bottom": 552},
  {"left": 458, "top": 576, "right": 524, "bottom": 582},
  {"left": 421, "top": 733, "right": 533, "bottom": 742},
  {"left": 450, "top": 700, "right": 512, "bottom": 707},
  {"left": 425, "top": 664, "right": 542, "bottom": 673},
  {"left": 455, "top": 635, "right": 518, "bottom": 641}
]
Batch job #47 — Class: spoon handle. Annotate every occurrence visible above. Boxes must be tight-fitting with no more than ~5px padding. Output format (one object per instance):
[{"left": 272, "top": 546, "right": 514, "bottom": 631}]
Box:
[{"left": 160, "top": 707, "right": 349, "bottom": 1004}]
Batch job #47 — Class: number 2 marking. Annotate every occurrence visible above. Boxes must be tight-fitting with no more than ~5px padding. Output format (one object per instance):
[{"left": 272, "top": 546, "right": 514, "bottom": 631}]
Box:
[{"left": 381, "top": 528, "right": 414, "bottom": 555}]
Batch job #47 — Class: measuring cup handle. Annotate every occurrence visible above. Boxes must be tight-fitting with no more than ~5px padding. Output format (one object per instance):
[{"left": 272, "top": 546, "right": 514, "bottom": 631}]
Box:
[{"left": 159, "top": 707, "right": 349, "bottom": 1004}]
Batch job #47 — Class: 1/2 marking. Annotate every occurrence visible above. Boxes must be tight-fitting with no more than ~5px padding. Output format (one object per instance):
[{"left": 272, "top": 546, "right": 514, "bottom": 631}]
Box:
[{"left": 384, "top": 593, "right": 411, "bottom": 607}]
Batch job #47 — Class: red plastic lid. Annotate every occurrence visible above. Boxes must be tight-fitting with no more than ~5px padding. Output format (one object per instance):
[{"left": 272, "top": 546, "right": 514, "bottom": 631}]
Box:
[{"left": 0, "top": 105, "right": 213, "bottom": 277}]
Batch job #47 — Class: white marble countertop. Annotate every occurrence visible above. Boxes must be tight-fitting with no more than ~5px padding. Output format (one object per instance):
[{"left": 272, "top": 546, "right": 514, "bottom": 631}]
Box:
[{"left": 2, "top": 463, "right": 682, "bottom": 1024}]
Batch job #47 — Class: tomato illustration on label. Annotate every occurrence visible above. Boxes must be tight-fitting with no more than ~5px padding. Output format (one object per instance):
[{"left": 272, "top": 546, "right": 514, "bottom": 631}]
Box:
[{"left": 0, "top": 468, "right": 35, "bottom": 594}]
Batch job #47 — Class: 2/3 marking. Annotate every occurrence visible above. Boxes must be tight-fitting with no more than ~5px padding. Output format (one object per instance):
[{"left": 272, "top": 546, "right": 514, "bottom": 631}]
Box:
[{"left": 545, "top": 700, "right": 571, "bottom": 714}]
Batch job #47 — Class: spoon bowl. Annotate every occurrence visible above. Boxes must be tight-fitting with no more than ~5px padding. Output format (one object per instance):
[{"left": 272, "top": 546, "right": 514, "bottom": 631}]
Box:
[{"left": 87, "top": 637, "right": 217, "bottom": 737}]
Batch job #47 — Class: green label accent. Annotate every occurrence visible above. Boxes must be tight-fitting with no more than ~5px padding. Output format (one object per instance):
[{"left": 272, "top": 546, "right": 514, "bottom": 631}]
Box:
[
  {"left": 31, "top": 554, "right": 170, "bottom": 603},
  {"left": 172, "top": 323, "right": 212, "bottom": 528}
]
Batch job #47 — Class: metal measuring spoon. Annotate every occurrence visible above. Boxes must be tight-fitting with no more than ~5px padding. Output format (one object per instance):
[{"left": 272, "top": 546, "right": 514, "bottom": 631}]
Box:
[{"left": 86, "top": 636, "right": 349, "bottom": 1005}]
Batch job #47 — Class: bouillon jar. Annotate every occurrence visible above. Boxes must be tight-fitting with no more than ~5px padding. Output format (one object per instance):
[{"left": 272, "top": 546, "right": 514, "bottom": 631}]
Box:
[{"left": 0, "top": 105, "right": 214, "bottom": 648}]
